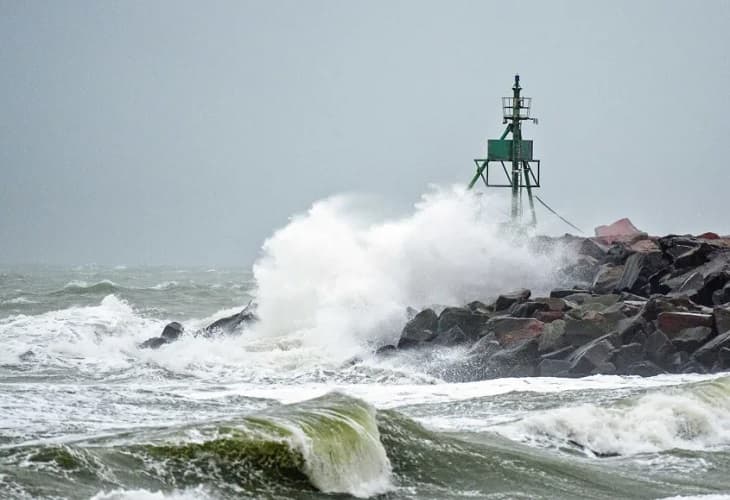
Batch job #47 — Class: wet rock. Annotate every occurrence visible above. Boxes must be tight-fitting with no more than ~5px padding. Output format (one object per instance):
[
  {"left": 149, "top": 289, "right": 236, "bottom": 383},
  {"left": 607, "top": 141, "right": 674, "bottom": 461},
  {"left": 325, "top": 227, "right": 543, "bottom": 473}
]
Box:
[
  {"left": 139, "top": 337, "right": 171, "bottom": 349},
  {"left": 538, "top": 319, "right": 567, "bottom": 352},
  {"left": 713, "top": 283, "right": 730, "bottom": 305},
  {"left": 693, "top": 332, "right": 730, "bottom": 369},
  {"left": 375, "top": 344, "right": 397, "bottom": 356},
  {"left": 437, "top": 307, "right": 490, "bottom": 341},
  {"left": 201, "top": 309, "right": 257, "bottom": 337},
  {"left": 161, "top": 321, "right": 184, "bottom": 341},
  {"left": 564, "top": 315, "right": 613, "bottom": 347},
  {"left": 398, "top": 308, "right": 438, "bottom": 348},
  {"left": 625, "top": 360, "right": 664, "bottom": 376},
  {"left": 539, "top": 345, "right": 575, "bottom": 360},
  {"left": 644, "top": 330, "right": 676, "bottom": 367},
  {"left": 550, "top": 288, "right": 590, "bottom": 299},
  {"left": 591, "top": 362, "right": 617, "bottom": 375},
  {"left": 483, "top": 317, "right": 544, "bottom": 348},
  {"left": 487, "top": 338, "right": 539, "bottom": 378},
  {"left": 538, "top": 358, "right": 572, "bottom": 377},
  {"left": 604, "top": 243, "right": 633, "bottom": 265},
  {"left": 671, "top": 326, "right": 713, "bottom": 353},
  {"left": 617, "top": 315, "right": 651, "bottom": 345},
  {"left": 611, "top": 343, "right": 645, "bottom": 373},
  {"left": 591, "top": 264, "right": 625, "bottom": 294},
  {"left": 534, "top": 297, "right": 567, "bottom": 311},
  {"left": 466, "top": 300, "right": 493, "bottom": 314},
  {"left": 494, "top": 289, "right": 531, "bottom": 311},
  {"left": 579, "top": 238, "right": 609, "bottom": 260},
  {"left": 533, "top": 310, "right": 565, "bottom": 323},
  {"left": 714, "top": 305, "right": 730, "bottom": 334},
  {"left": 595, "top": 218, "right": 644, "bottom": 245},
  {"left": 615, "top": 251, "right": 668, "bottom": 295},
  {"left": 432, "top": 325, "right": 469, "bottom": 346},
  {"left": 510, "top": 301, "right": 550, "bottom": 318},
  {"left": 656, "top": 312, "right": 713, "bottom": 336},
  {"left": 569, "top": 337, "right": 615, "bottom": 375}
]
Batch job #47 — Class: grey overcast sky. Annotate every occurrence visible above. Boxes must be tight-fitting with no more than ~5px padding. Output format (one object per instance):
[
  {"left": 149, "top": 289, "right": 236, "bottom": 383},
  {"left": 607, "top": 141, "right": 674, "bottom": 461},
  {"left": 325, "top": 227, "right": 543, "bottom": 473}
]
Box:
[{"left": 1, "top": 1, "right": 728, "bottom": 266}]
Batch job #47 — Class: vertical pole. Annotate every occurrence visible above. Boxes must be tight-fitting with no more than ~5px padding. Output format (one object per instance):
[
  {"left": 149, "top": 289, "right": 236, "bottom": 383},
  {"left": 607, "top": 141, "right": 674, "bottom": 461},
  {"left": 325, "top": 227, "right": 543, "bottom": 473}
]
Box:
[
  {"left": 511, "top": 75, "right": 521, "bottom": 224},
  {"left": 524, "top": 161, "right": 537, "bottom": 227}
]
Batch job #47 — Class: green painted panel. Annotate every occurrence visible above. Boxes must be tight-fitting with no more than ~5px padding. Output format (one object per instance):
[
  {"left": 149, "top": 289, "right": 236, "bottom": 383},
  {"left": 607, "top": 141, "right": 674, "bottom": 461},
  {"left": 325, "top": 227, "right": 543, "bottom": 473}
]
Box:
[{"left": 487, "top": 140, "right": 533, "bottom": 161}]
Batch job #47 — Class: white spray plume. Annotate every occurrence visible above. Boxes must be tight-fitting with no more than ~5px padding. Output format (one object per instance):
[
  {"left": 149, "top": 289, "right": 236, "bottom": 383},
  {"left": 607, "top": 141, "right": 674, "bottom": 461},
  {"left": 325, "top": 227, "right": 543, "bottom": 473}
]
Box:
[{"left": 251, "top": 186, "right": 566, "bottom": 359}]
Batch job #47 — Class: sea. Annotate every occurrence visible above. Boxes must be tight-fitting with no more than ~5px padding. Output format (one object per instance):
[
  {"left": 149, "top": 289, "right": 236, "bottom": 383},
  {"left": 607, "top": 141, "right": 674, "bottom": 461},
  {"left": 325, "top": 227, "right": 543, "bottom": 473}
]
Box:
[{"left": 1, "top": 189, "right": 729, "bottom": 499}]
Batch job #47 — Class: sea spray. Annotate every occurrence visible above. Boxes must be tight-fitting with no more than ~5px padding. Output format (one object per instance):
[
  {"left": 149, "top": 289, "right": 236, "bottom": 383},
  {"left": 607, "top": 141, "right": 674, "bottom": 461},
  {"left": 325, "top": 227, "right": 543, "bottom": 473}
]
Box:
[{"left": 251, "top": 186, "right": 567, "bottom": 360}]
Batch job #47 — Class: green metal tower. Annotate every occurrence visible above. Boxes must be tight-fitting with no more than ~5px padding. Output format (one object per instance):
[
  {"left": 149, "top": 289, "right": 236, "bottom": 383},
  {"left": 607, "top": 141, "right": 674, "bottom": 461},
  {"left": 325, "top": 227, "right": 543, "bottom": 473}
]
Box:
[{"left": 468, "top": 75, "right": 541, "bottom": 227}]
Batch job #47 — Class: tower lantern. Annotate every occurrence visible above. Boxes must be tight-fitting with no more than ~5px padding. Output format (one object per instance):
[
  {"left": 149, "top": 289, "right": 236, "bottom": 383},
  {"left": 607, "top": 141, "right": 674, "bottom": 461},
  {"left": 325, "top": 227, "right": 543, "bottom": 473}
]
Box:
[{"left": 468, "top": 74, "right": 541, "bottom": 227}]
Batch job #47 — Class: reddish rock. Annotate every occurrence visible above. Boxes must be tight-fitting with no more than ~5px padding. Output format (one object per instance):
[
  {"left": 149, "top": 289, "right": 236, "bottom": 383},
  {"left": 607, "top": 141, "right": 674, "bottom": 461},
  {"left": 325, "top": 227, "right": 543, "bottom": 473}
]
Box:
[
  {"left": 697, "top": 232, "right": 720, "bottom": 240},
  {"left": 595, "top": 218, "right": 645, "bottom": 244},
  {"left": 487, "top": 317, "right": 545, "bottom": 347},
  {"left": 657, "top": 311, "right": 713, "bottom": 336},
  {"left": 534, "top": 310, "right": 565, "bottom": 323}
]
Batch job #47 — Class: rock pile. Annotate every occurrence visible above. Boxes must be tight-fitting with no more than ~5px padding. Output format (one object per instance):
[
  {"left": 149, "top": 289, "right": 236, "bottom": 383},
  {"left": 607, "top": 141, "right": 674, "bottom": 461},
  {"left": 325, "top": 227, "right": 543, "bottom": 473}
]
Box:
[{"left": 382, "top": 225, "right": 730, "bottom": 379}]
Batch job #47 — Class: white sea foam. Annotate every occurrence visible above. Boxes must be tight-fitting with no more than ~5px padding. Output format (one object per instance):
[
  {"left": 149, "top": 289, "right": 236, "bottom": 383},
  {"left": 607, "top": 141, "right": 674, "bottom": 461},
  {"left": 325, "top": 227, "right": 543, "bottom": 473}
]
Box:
[
  {"left": 90, "top": 486, "right": 216, "bottom": 500},
  {"left": 495, "top": 376, "right": 730, "bottom": 456}
]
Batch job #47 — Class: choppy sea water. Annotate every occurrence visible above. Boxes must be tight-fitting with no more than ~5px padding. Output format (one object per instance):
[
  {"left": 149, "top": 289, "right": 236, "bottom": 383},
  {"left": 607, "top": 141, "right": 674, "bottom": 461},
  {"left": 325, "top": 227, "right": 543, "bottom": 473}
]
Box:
[
  {"left": 3, "top": 189, "right": 730, "bottom": 499},
  {"left": 1, "top": 265, "right": 729, "bottom": 500}
]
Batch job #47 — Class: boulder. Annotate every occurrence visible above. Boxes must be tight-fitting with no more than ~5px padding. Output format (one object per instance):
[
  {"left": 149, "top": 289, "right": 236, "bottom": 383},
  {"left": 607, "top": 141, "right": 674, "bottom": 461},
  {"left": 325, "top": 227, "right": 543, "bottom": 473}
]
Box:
[
  {"left": 550, "top": 288, "right": 590, "bottom": 299},
  {"left": 656, "top": 312, "right": 713, "bottom": 336},
  {"left": 538, "top": 358, "right": 572, "bottom": 377},
  {"left": 201, "top": 308, "right": 257, "bottom": 337},
  {"left": 713, "top": 283, "right": 730, "bottom": 305},
  {"left": 595, "top": 218, "right": 644, "bottom": 244},
  {"left": 538, "top": 319, "right": 567, "bottom": 352},
  {"left": 714, "top": 305, "right": 730, "bottom": 334},
  {"left": 539, "top": 345, "right": 575, "bottom": 360},
  {"left": 569, "top": 336, "right": 616, "bottom": 375},
  {"left": 482, "top": 317, "right": 545, "bottom": 348},
  {"left": 437, "top": 307, "right": 490, "bottom": 340},
  {"left": 644, "top": 330, "right": 676, "bottom": 367},
  {"left": 161, "top": 321, "right": 184, "bottom": 341},
  {"left": 615, "top": 251, "right": 668, "bottom": 295},
  {"left": 534, "top": 297, "right": 567, "bottom": 311},
  {"left": 611, "top": 343, "right": 645, "bottom": 373},
  {"left": 494, "top": 289, "right": 531, "bottom": 311},
  {"left": 398, "top": 308, "right": 438, "bottom": 348},
  {"left": 693, "top": 331, "right": 730, "bottom": 369},
  {"left": 487, "top": 338, "right": 539, "bottom": 378},
  {"left": 534, "top": 310, "right": 565, "bottom": 323},
  {"left": 579, "top": 238, "right": 609, "bottom": 260},
  {"left": 510, "top": 301, "right": 550, "bottom": 318},
  {"left": 432, "top": 325, "right": 469, "bottom": 346},
  {"left": 591, "top": 264, "right": 625, "bottom": 294},
  {"left": 139, "top": 336, "right": 171, "bottom": 349},
  {"left": 564, "top": 315, "right": 614, "bottom": 347},
  {"left": 671, "top": 326, "right": 713, "bottom": 353},
  {"left": 625, "top": 360, "right": 664, "bottom": 376}
]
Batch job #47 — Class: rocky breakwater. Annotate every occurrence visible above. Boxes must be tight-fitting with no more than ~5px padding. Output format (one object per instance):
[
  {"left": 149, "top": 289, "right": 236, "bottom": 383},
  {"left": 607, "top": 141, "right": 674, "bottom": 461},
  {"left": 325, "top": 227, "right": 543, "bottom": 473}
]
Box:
[{"left": 382, "top": 219, "right": 730, "bottom": 379}]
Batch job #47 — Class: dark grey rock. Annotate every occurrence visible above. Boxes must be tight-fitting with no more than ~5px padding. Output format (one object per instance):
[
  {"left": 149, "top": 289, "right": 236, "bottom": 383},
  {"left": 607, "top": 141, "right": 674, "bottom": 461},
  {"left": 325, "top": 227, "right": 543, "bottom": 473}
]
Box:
[
  {"left": 644, "top": 330, "right": 677, "bottom": 367},
  {"left": 538, "top": 319, "right": 567, "bottom": 352},
  {"left": 564, "top": 316, "right": 613, "bottom": 347},
  {"left": 540, "top": 344, "right": 575, "bottom": 361},
  {"left": 693, "top": 331, "right": 730, "bottom": 368},
  {"left": 432, "top": 325, "right": 469, "bottom": 346},
  {"left": 494, "top": 289, "right": 531, "bottom": 311},
  {"left": 715, "top": 305, "right": 730, "bottom": 334},
  {"left": 569, "top": 337, "right": 615, "bottom": 375},
  {"left": 538, "top": 358, "right": 572, "bottom": 377},
  {"left": 550, "top": 288, "right": 590, "bottom": 299},
  {"left": 671, "top": 326, "right": 713, "bottom": 353},
  {"left": 398, "top": 308, "right": 438, "bottom": 348},
  {"left": 591, "top": 264, "right": 625, "bottom": 294},
  {"left": 625, "top": 360, "right": 664, "bottom": 376},
  {"left": 510, "top": 301, "right": 550, "bottom": 318},
  {"left": 161, "top": 321, "right": 184, "bottom": 341},
  {"left": 437, "top": 307, "right": 489, "bottom": 340},
  {"left": 611, "top": 342, "right": 645, "bottom": 373}
]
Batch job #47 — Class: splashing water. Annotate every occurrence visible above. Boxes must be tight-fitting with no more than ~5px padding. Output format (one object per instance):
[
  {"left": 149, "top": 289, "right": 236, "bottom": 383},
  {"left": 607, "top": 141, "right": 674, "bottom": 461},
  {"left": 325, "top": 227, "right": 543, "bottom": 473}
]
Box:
[{"left": 250, "top": 186, "right": 567, "bottom": 361}]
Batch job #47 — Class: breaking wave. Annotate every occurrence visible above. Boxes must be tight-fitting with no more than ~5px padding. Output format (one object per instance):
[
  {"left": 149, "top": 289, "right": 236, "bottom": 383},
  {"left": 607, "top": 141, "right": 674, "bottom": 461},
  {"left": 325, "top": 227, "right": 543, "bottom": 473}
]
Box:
[{"left": 497, "top": 376, "right": 730, "bottom": 456}]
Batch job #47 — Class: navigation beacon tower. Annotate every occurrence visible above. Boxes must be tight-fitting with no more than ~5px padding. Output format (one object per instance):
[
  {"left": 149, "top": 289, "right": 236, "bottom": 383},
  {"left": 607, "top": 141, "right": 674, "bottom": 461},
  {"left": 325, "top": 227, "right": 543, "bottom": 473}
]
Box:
[{"left": 468, "top": 75, "right": 541, "bottom": 227}]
